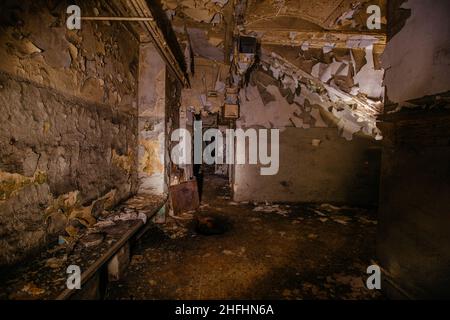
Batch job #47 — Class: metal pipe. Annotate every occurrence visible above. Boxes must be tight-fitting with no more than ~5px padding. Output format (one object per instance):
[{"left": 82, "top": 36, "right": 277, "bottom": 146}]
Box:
[{"left": 129, "top": 0, "right": 189, "bottom": 87}]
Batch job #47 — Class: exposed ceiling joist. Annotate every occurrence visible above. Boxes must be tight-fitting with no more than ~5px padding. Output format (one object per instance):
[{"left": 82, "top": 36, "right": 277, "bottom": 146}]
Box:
[{"left": 248, "top": 29, "right": 386, "bottom": 49}]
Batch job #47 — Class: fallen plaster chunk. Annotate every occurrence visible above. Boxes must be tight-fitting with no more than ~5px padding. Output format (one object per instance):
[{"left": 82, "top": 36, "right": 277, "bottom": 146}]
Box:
[
  {"left": 312, "top": 139, "right": 321, "bottom": 147},
  {"left": 111, "top": 211, "right": 147, "bottom": 224}
]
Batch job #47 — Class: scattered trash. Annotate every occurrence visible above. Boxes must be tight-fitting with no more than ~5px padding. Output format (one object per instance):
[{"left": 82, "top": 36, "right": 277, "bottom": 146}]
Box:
[
  {"left": 111, "top": 212, "right": 147, "bottom": 224},
  {"left": 94, "top": 220, "right": 115, "bottom": 228},
  {"left": 253, "top": 203, "right": 290, "bottom": 216},
  {"left": 332, "top": 217, "right": 351, "bottom": 225}
]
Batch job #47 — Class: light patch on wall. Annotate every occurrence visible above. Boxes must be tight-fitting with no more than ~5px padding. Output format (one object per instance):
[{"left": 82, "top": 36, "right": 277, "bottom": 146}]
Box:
[
  {"left": 111, "top": 149, "right": 134, "bottom": 174},
  {"left": 382, "top": 0, "right": 450, "bottom": 105},
  {"left": 139, "top": 140, "right": 164, "bottom": 176},
  {"left": 0, "top": 170, "right": 47, "bottom": 202}
]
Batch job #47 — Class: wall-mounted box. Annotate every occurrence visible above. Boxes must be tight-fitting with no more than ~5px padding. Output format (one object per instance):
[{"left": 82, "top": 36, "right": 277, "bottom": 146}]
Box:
[{"left": 223, "top": 104, "right": 239, "bottom": 119}]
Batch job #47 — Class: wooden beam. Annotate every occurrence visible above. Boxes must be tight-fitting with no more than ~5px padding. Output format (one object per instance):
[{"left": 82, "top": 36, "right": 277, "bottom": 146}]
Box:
[
  {"left": 248, "top": 29, "right": 386, "bottom": 49},
  {"left": 119, "top": 0, "right": 190, "bottom": 87}
]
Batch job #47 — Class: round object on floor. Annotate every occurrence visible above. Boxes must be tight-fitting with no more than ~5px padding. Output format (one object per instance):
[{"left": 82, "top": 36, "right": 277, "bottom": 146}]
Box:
[{"left": 195, "top": 216, "right": 227, "bottom": 235}]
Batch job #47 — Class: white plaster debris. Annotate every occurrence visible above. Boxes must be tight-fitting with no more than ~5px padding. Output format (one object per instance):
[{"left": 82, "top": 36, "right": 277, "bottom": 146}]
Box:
[
  {"left": 253, "top": 204, "right": 290, "bottom": 216},
  {"left": 313, "top": 59, "right": 347, "bottom": 83},
  {"left": 260, "top": 50, "right": 384, "bottom": 140},
  {"left": 112, "top": 211, "right": 147, "bottom": 224}
]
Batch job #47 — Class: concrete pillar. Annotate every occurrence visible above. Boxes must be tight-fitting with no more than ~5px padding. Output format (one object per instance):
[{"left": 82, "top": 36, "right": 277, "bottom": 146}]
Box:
[{"left": 138, "top": 43, "right": 167, "bottom": 195}]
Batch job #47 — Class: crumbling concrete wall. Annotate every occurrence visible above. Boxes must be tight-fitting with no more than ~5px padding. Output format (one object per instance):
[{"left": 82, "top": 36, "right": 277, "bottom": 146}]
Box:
[
  {"left": 138, "top": 43, "right": 167, "bottom": 195},
  {"left": 0, "top": 1, "right": 139, "bottom": 266},
  {"left": 233, "top": 127, "right": 380, "bottom": 205}
]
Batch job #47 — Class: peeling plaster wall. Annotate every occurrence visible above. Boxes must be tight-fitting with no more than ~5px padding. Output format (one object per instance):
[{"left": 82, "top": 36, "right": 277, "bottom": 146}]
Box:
[
  {"left": 181, "top": 57, "right": 228, "bottom": 113},
  {"left": 138, "top": 42, "right": 182, "bottom": 195},
  {"left": 233, "top": 69, "right": 381, "bottom": 205},
  {"left": 382, "top": 0, "right": 450, "bottom": 107},
  {"left": 0, "top": 1, "right": 139, "bottom": 266}
]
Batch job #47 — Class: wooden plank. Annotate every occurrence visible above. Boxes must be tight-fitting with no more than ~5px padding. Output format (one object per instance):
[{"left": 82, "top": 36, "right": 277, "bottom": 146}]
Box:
[{"left": 56, "top": 201, "right": 165, "bottom": 300}]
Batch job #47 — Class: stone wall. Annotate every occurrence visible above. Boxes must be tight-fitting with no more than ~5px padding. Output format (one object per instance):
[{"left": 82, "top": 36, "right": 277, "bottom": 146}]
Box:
[{"left": 0, "top": 0, "right": 139, "bottom": 266}]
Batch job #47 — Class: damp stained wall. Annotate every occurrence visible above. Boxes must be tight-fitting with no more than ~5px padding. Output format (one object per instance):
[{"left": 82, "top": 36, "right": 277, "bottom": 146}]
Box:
[
  {"left": 138, "top": 42, "right": 182, "bottom": 196},
  {"left": 0, "top": 0, "right": 139, "bottom": 266},
  {"left": 138, "top": 43, "right": 167, "bottom": 195}
]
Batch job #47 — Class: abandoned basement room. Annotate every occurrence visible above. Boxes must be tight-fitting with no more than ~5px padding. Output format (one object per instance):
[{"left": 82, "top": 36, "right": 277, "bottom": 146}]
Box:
[{"left": 0, "top": 0, "right": 449, "bottom": 303}]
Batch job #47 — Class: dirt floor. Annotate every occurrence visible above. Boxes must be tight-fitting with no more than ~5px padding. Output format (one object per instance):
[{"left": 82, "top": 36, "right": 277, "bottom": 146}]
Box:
[{"left": 105, "top": 173, "right": 383, "bottom": 300}]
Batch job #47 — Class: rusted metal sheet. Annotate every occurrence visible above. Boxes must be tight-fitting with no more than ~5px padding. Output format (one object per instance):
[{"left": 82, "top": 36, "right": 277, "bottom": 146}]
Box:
[{"left": 169, "top": 179, "right": 200, "bottom": 214}]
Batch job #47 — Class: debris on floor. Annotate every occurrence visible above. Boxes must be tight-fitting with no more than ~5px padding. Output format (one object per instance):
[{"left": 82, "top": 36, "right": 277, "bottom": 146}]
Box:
[
  {"left": 253, "top": 203, "right": 290, "bottom": 216},
  {"left": 105, "top": 175, "right": 382, "bottom": 300},
  {"left": 0, "top": 195, "right": 165, "bottom": 300}
]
